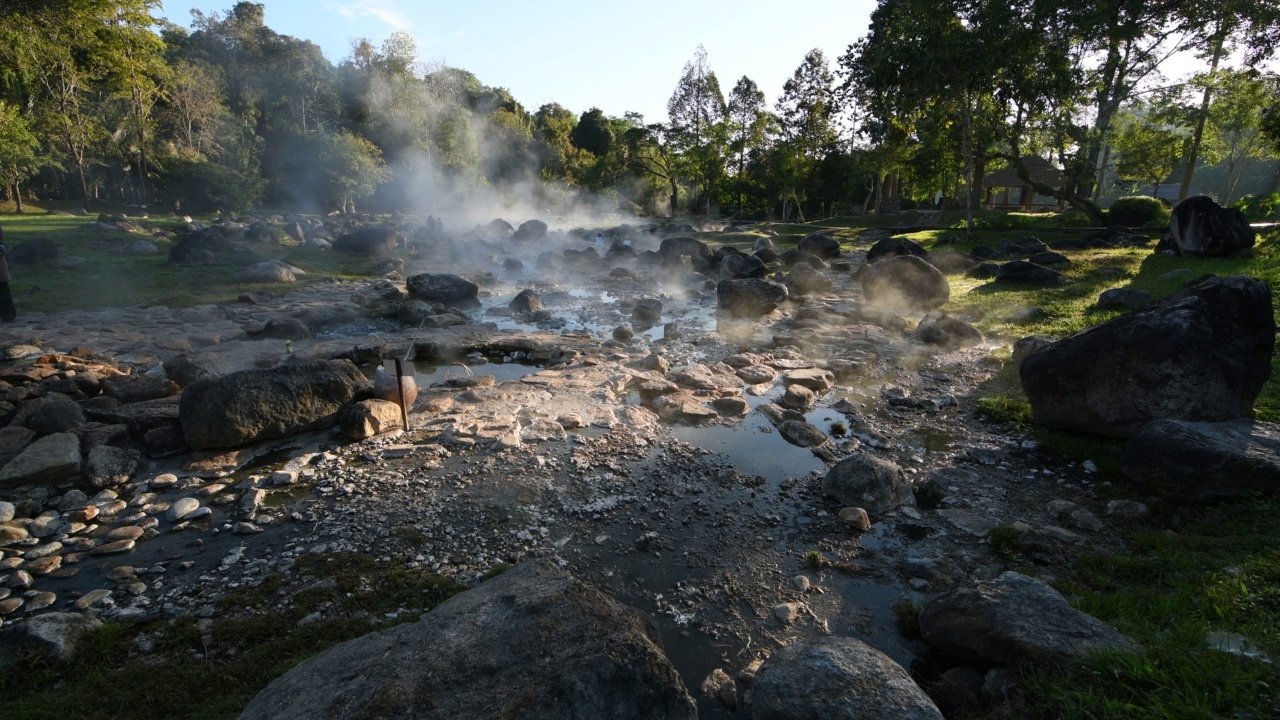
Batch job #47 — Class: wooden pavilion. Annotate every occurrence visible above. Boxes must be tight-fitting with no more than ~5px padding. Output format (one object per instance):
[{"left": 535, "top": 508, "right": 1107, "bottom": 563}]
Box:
[{"left": 982, "top": 155, "right": 1066, "bottom": 210}]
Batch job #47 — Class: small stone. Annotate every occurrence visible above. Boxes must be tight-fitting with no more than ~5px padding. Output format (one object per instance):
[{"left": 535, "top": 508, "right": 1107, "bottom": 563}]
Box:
[
  {"left": 775, "top": 602, "right": 802, "bottom": 625},
  {"left": 105, "top": 526, "right": 145, "bottom": 542},
  {"left": 90, "top": 539, "right": 136, "bottom": 555},
  {"left": 270, "top": 470, "right": 298, "bottom": 486},
  {"left": 7, "top": 570, "right": 33, "bottom": 588},
  {"left": 234, "top": 522, "right": 263, "bottom": 534},
  {"left": 150, "top": 473, "right": 179, "bottom": 488},
  {"left": 791, "top": 575, "right": 811, "bottom": 592},
  {"left": 68, "top": 505, "right": 100, "bottom": 523},
  {"left": 26, "top": 556, "right": 63, "bottom": 575},
  {"left": 26, "top": 591, "right": 56, "bottom": 612},
  {"left": 167, "top": 497, "right": 201, "bottom": 522},
  {"left": 24, "top": 542, "right": 63, "bottom": 560},
  {"left": 0, "top": 597, "right": 24, "bottom": 614},
  {"left": 73, "top": 588, "right": 113, "bottom": 610},
  {"left": 838, "top": 507, "right": 871, "bottom": 531},
  {"left": 0, "top": 501, "right": 14, "bottom": 523},
  {"left": 106, "top": 566, "right": 137, "bottom": 581},
  {"left": 1105, "top": 500, "right": 1149, "bottom": 517}
]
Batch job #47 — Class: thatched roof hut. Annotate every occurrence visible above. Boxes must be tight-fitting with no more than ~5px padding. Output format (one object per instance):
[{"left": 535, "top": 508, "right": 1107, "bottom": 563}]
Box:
[{"left": 982, "top": 155, "right": 1066, "bottom": 210}]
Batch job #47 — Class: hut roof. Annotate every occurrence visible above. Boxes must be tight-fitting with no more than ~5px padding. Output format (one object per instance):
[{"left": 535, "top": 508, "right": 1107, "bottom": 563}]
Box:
[{"left": 983, "top": 155, "right": 1065, "bottom": 189}]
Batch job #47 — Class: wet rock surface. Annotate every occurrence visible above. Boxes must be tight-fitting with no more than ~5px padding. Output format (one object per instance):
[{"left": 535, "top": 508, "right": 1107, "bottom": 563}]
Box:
[{"left": 0, "top": 224, "right": 1158, "bottom": 717}]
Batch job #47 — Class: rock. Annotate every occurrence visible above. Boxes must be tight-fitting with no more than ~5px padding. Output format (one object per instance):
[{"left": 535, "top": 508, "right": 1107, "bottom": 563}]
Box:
[
  {"left": 487, "top": 218, "right": 514, "bottom": 236},
  {"left": 751, "top": 636, "right": 943, "bottom": 720},
  {"left": 332, "top": 227, "right": 403, "bottom": 257},
  {"left": 164, "top": 354, "right": 220, "bottom": 387},
  {"left": 237, "top": 559, "right": 696, "bottom": 720},
  {"left": 168, "top": 497, "right": 201, "bottom": 521},
  {"left": 996, "top": 236, "right": 1049, "bottom": 257},
  {"left": 798, "top": 233, "right": 841, "bottom": 258},
  {"left": 521, "top": 418, "right": 568, "bottom": 443},
  {"left": 12, "top": 393, "right": 85, "bottom": 435},
  {"left": 1168, "top": 196, "right": 1256, "bottom": 257},
  {"left": 405, "top": 273, "right": 479, "bottom": 306},
  {"left": 928, "top": 249, "right": 979, "bottom": 275},
  {"left": 512, "top": 219, "right": 548, "bottom": 241},
  {"left": 821, "top": 453, "right": 914, "bottom": 514},
  {"left": 0, "top": 613, "right": 102, "bottom": 667},
  {"left": 509, "top": 289, "right": 542, "bottom": 313},
  {"left": 779, "top": 420, "right": 827, "bottom": 448},
  {"left": 839, "top": 506, "right": 872, "bottom": 531},
  {"left": 700, "top": 668, "right": 737, "bottom": 710},
  {"left": 0, "top": 427, "right": 35, "bottom": 467},
  {"left": 101, "top": 375, "right": 180, "bottom": 404},
  {"left": 786, "top": 263, "right": 832, "bottom": 295},
  {"left": 659, "top": 237, "right": 714, "bottom": 268},
  {"left": 780, "top": 249, "right": 824, "bottom": 269},
  {"left": 916, "top": 314, "right": 983, "bottom": 347},
  {"left": 867, "top": 237, "right": 928, "bottom": 264},
  {"left": 235, "top": 261, "right": 297, "bottom": 283},
  {"left": 283, "top": 222, "right": 305, "bottom": 242},
  {"left": 781, "top": 384, "right": 816, "bottom": 409},
  {"left": 84, "top": 445, "right": 139, "bottom": 488},
  {"left": 338, "top": 399, "right": 404, "bottom": 440},
  {"left": 6, "top": 238, "right": 58, "bottom": 264},
  {"left": 1011, "top": 335, "right": 1056, "bottom": 367},
  {"left": 1096, "top": 288, "right": 1152, "bottom": 312},
  {"left": 919, "top": 571, "right": 1137, "bottom": 668},
  {"left": 994, "top": 260, "right": 1067, "bottom": 286},
  {"left": 716, "top": 278, "right": 788, "bottom": 318},
  {"left": 1021, "top": 275, "right": 1274, "bottom": 438},
  {"left": 720, "top": 252, "right": 767, "bottom": 279},
  {"left": 642, "top": 354, "right": 670, "bottom": 374},
  {"left": 613, "top": 325, "right": 635, "bottom": 343},
  {"left": 372, "top": 367, "right": 418, "bottom": 409},
  {"left": 711, "top": 396, "right": 749, "bottom": 415},
  {"left": 774, "top": 602, "right": 802, "bottom": 624},
  {"left": 121, "top": 240, "right": 159, "bottom": 256},
  {"left": 0, "top": 501, "right": 12, "bottom": 523},
  {"left": 1029, "top": 251, "right": 1071, "bottom": 269},
  {"left": 736, "top": 365, "right": 777, "bottom": 385},
  {"left": 0, "top": 433, "right": 82, "bottom": 486},
  {"left": 860, "top": 255, "right": 950, "bottom": 310},
  {"left": 179, "top": 360, "right": 371, "bottom": 450},
  {"left": 633, "top": 298, "right": 663, "bottom": 324},
  {"left": 261, "top": 317, "right": 311, "bottom": 340},
  {"left": 1122, "top": 419, "right": 1280, "bottom": 502}
]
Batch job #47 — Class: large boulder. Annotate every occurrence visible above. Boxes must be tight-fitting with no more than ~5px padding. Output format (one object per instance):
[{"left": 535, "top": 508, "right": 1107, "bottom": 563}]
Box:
[
  {"left": 786, "top": 263, "right": 833, "bottom": 295},
  {"left": 0, "top": 433, "right": 82, "bottom": 486},
  {"left": 235, "top": 261, "right": 298, "bottom": 283},
  {"left": 919, "top": 572, "right": 1137, "bottom": 668},
  {"left": 509, "top": 289, "right": 542, "bottom": 313},
  {"left": 6, "top": 237, "right": 59, "bottom": 264},
  {"left": 1020, "top": 275, "right": 1274, "bottom": 438},
  {"left": 821, "top": 453, "right": 914, "bottom": 515},
  {"left": 406, "top": 273, "right": 480, "bottom": 306},
  {"left": 660, "top": 237, "right": 714, "bottom": 269},
  {"left": 101, "top": 375, "right": 181, "bottom": 404},
  {"left": 716, "top": 278, "right": 788, "bottom": 318},
  {"left": 179, "top": 360, "right": 371, "bottom": 450},
  {"left": 338, "top": 399, "right": 404, "bottom": 440},
  {"left": 237, "top": 559, "right": 696, "bottom": 720},
  {"left": 866, "top": 237, "right": 928, "bottom": 264},
  {"left": 1168, "top": 195, "right": 1256, "bottom": 257},
  {"left": 994, "top": 260, "right": 1067, "bottom": 286},
  {"left": 1123, "top": 419, "right": 1280, "bottom": 503},
  {"left": 0, "top": 613, "right": 102, "bottom": 668},
  {"left": 798, "top": 232, "right": 841, "bottom": 258},
  {"left": 512, "top": 219, "right": 548, "bottom": 241},
  {"left": 751, "top": 636, "right": 943, "bottom": 720},
  {"left": 860, "top": 255, "right": 950, "bottom": 311},
  {"left": 720, "top": 251, "right": 768, "bottom": 279},
  {"left": 332, "top": 227, "right": 403, "bottom": 257},
  {"left": 11, "top": 393, "right": 85, "bottom": 436}
]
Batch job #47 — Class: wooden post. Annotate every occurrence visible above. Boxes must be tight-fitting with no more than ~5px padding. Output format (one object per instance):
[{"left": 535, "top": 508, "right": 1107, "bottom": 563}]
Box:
[{"left": 394, "top": 358, "right": 410, "bottom": 431}]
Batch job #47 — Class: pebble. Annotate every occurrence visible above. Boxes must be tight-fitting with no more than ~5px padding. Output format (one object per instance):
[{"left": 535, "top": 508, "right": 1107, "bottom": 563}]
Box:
[
  {"left": 30, "top": 512, "right": 63, "bottom": 538},
  {"left": 90, "top": 539, "right": 137, "bottom": 555},
  {"left": 26, "top": 556, "right": 63, "bottom": 575},
  {"left": 0, "top": 525, "right": 28, "bottom": 542},
  {"left": 774, "top": 602, "right": 802, "bottom": 625},
  {"left": 24, "top": 542, "right": 63, "bottom": 560},
  {"left": 0, "top": 501, "right": 13, "bottom": 523},
  {"left": 0, "top": 597, "right": 24, "bottom": 614},
  {"left": 74, "top": 588, "right": 113, "bottom": 610},
  {"left": 107, "top": 566, "right": 137, "bottom": 581},
  {"left": 791, "top": 575, "right": 811, "bottom": 592},
  {"left": 151, "top": 473, "right": 179, "bottom": 488},
  {"left": 105, "top": 526, "right": 145, "bottom": 542},
  {"left": 7, "top": 570, "right": 33, "bottom": 588},
  {"left": 167, "top": 498, "right": 201, "bottom": 522},
  {"left": 26, "top": 591, "right": 56, "bottom": 612},
  {"left": 838, "top": 507, "right": 871, "bottom": 531}
]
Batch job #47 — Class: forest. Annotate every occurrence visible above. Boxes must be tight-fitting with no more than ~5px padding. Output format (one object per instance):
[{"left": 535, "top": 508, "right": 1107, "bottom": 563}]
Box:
[{"left": 1, "top": 0, "right": 1279, "bottom": 222}]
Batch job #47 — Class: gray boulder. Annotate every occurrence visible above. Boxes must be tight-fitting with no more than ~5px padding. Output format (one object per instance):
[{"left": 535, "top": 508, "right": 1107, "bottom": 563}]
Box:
[
  {"left": 994, "top": 260, "right": 1067, "bottom": 286},
  {"left": 510, "top": 289, "right": 543, "bottom": 314},
  {"left": 751, "top": 636, "right": 943, "bottom": 720},
  {"left": 333, "top": 227, "right": 403, "bottom": 257},
  {"left": 0, "top": 433, "right": 82, "bottom": 486},
  {"left": 798, "top": 232, "right": 841, "bottom": 258},
  {"left": 821, "top": 453, "right": 914, "bottom": 514},
  {"left": 12, "top": 393, "right": 85, "bottom": 436},
  {"left": 720, "top": 251, "right": 768, "bottom": 279},
  {"left": 660, "top": 237, "right": 714, "bottom": 269},
  {"left": 919, "top": 571, "right": 1137, "bottom": 668},
  {"left": 338, "top": 399, "right": 403, "bottom": 440},
  {"left": 717, "top": 278, "right": 788, "bottom": 318},
  {"left": 866, "top": 237, "right": 928, "bottom": 264},
  {"left": 860, "top": 255, "right": 950, "bottom": 311},
  {"left": 84, "top": 445, "right": 139, "bottom": 488},
  {"left": 7, "top": 237, "right": 59, "bottom": 264},
  {"left": 1169, "top": 195, "right": 1255, "bottom": 257},
  {"left": 406, "top": 273, "right": 480, "bottom": 306},
  {"left": 633, "top": 298, "right": 663, "bottom": 324},
  {"left": 120, "top": 240, "right": 159, "bottom": 256},
  {"left": 512, "top": 219, "right": 548, "bottom": 241},
  {"left": 261, "top": 317, "right": 312, "bottom": 340},
  {"left": 0, "top": 613, "right": 102, "bottom": 668},
  {"left": 786, "top": 263, "right": 833, "bottom": 295},
  {"left": 1096, "top": 288, "right": 1152, "bottom": 312},
  {"left": 101, "top": 375, "right": 181, "bottom": 404},
  {"left": 235, "top": 261, "right": 298, "bottom": 283},
  {"left": 179, "top": 360, "right": 371, "bottom": 450},
  {"left": 1123, "top": 419, "right": 1280, "bottom": 502},
  {"left": 237, "top": 559, "right": 696, "bottom": 720},
  {"left": 916, "top": 314, "right": 983, "bottom": 347},
  {"left": 1021, "top": 275, "right": 1274, "bottom": 438}
]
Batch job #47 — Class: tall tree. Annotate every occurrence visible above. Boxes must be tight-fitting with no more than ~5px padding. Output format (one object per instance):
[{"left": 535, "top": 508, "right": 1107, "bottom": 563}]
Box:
[
  {"left": 572, "top": 107, "right": 614, "bottom": 156},
  {"left": 0, "top": 101, "right": 40, "bottom": 213},
  {"left": 667, "top": 45, "right": 728, "bottom": 215},
  {"left": 726, "top": 75, "right": 768, "bottom": 215}
]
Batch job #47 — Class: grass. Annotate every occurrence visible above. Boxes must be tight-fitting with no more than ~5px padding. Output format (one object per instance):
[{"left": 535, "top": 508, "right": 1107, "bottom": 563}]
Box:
[
  {"left": 987, "top": 495, "right": 1280, "bottom": 720},
  {"left": 0, "top": 211, "right": 379, "bottom": 314},
  {"left": 0, "top": 553, "right": 463, "bottom": 720}
]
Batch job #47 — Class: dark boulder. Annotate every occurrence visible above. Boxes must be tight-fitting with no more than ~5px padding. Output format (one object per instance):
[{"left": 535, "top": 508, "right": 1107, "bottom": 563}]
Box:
[
  {"left": 332, "top": 227, "right": 403, "bottom": 258},
  {"left": 785, "top": 263, "right": 832, "bottom": 295},
  {"left": 821, "top": 452, "right": 914, "bottom": 514},
  {"left": 1123, "top": 419, "right": 1280, "bottom": 503},
  {"left": 179, "top": 360, "right": 370, "bottom": 450},
  {"left": 716, "top": 278, "right": 788, "bottom": 318},
  {"left": 236, "top": 560, "right": 696, "bottom": 720},
  {"left": 919, "top": 572, "right": 1137, "bottom": 668},
  {"left": 1168, "top": 195, "right": 1255, "bottom": 257},
  {"left": 633, "top": 298, "right": 663, "bottom": 324},
  {"left": 996, "top": 235, "right": 1049, "bottom": 258},
  {"left": 244, "top": 222, "right": 279, "bottom": 244},
  {"left": 659, "top": 237, "right": 714, "bottom": 266},
  {"left": 101, "top": 375, "right": 181, "bottom": 404},
  {"left": 751, "top": 637, "right": 943, "bottom": 720},
  {"left": 719, "top": 251, "right": 767, "bottom": 279},
  {"left": 866, "top": 237, "right": 928, "bottom": 264},
  {"left": 798, "top": 232, "right": 841, "bottom": 258},
  {"left": 606, "top": 244, "right": 638, "bottom": 262},
  {"left": 1020, "top": 275, "right": 1274, "bottom": 438},
  {"left": 261, "top": 317, "right": 312, "bottom": 340},
  {"left": 916, "top": 314, "right": 983, "bottom": 347},
  {"left": 166, "top": 238, "right": 217, "bottom": 266},
  {"left": 753, "top": 247, "right": 780, "bottom": 264},
  {"left": 512, "top": 219, "right": 548, "bottom": 241},
  {"left": 1029, "top": 251, "right": 1070, "bottom": 269},
  {"left": 6, "top": 238, "right": 59, "bottom": 264},
  {"left": 487, "top": 218, "right": 514, "bottom": 236},
  {"left": 1096, "top": 288, "right": 1151, "bottom": 312},
  {"left": 12, "top": 394, "right": 85, "bottom": 436},
  {"left": 406, "top": 273, "right": 479, "bottom": 306},
  {"left": 860, "top": 255, "right": 950, "bottom": 311},
  {"left": 509, "top": 289, "right": 542, "bottom": 314},
  {"left": 994, "top": 260, "right": 1067, "bottom": 286}
]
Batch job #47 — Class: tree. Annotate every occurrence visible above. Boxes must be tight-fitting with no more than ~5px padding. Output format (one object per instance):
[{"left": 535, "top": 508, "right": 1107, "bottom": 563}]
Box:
[
  {"left": 572, "top": 107, "right": 614, "bottom": 156},
  {"left": 727, "top": 76, "right": 768, "bottom": 215},
  {"left": 620, "top": 124, "right": 679, "bottom": 218},
  {"left": 667, "top": 45, "right": 728, "bottom": 215},
  {"left": 316, "top": 131, "right": 392, "bottom": 212},
  {"left": 1111, "top": 104, "right": 1186, "bottom": 195},
  {"left": 100, "top": 1, "right": 167, "bottom": 205},
  {"left": 1202, "top": 69, "right": 1273, "bottom": 203},
  {"left": 0, "top": 101, "right": 41, "bottom": 212}
]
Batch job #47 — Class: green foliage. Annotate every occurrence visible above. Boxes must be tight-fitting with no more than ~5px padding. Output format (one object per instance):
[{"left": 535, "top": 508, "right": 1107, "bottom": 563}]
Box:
[
  {"left": 828, "top": 420, "right": 847, "bottom": 436},
  {"left": 804, "top": 550, "right": 825, "bottom": 571},
  {"left": 1107, "top": 196, "right": 1170, "bottom": 228},
  {"left": 988, "top": 525, "right": 1023, "bottom": 557},
  {"left": 892, "top": 597, "right": 922, "bottom": 639},
  {"left": 975, "top": 394, "right": 1035, "bottom": 427},
  {"left": 156, "top": 157, "right": 264, "bottom": 213},
  {"left": 571, "top": 107, "right": 614, "bottom": 156},
  {"left": 1232, "top": 192, "right": 1280, "bottom": 220}
]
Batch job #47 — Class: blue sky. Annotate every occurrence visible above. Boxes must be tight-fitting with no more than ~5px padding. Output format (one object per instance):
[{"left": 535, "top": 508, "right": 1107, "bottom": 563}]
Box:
[{"left": 164, "top": 0, "right": 878, "bottom": 122}]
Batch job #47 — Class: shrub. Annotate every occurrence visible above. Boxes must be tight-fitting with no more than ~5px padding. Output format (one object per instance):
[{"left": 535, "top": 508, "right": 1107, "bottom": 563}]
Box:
[
  {"left": 1231, "top": 193, "right": 1280, "bottom": 221},
  {"left": 156, "top": 159, "right": 265, "bottom": 214},
  {"left": 1107, "top": 196, "right": 1169, "bottom": 228}
]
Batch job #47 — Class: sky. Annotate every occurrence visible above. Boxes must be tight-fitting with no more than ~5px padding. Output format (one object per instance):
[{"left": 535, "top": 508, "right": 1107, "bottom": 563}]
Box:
[{"left": 163, "top": 0, "right": 879, "bottom": 122}]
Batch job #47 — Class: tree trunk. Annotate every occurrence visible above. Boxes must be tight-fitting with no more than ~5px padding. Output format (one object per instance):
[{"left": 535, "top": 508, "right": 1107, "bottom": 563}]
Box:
[
  {"left": 13, "top": 182, "right": 23, "bottom": 214},
  {"left": 1179, "top": 32, "right": 1224, "bottom": 202},
  {"left": 669, "top": 179, "right": 678, "bottom": 220},
  {"left": 1093, "top": 143, "right": 1111, "bottom": 202},
  {"left": 76, "top": 160, "right": 90, "bottom": 212}
]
